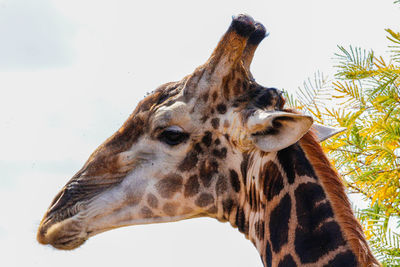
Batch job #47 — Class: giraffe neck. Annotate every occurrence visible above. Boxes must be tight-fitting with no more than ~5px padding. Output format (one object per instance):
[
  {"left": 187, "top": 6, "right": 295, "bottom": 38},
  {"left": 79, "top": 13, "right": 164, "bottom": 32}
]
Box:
[{"left": 221, "top": 133, "right": 378, "bottom": 267}]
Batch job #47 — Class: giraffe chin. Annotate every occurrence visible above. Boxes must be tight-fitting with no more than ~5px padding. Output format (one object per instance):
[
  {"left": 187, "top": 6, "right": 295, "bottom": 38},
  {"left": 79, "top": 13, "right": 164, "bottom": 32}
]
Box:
[
  {"left": 37, "top": 217, "right": 89, "bottom": 250},
  {"left": 51, "top": 236, "right": 87, "bottom": 250}
]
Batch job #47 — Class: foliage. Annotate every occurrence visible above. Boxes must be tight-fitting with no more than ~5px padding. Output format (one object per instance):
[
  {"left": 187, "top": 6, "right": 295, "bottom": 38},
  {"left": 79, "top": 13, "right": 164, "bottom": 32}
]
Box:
[
  {"left": 355, "top": 204, "right": 400, "bottom": 266},
  {"left": 285, "top": 28, "right": 400, "bottom": 265}
]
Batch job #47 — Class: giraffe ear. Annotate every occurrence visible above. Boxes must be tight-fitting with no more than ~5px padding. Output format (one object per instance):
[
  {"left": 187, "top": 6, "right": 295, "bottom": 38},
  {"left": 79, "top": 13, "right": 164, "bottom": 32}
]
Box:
[
  {"left": 247, "top": 111, "right": 313, "bottom": 152},
  {"left": 312, "top": 123, "right": 347, "bottom": 142}
]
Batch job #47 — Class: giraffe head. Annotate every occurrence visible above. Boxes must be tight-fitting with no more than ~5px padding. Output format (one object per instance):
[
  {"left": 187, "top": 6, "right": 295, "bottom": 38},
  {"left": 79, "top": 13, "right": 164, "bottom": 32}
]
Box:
[{"left": 37, "top": 15, "right": 313, "bottom": 250}]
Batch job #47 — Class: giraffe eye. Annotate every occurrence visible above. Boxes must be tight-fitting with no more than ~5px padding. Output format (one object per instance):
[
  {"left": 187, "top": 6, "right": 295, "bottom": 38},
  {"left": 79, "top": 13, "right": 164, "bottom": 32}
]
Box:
[{"left": 158, "top": 126, "right": 189, "bottom": 146}]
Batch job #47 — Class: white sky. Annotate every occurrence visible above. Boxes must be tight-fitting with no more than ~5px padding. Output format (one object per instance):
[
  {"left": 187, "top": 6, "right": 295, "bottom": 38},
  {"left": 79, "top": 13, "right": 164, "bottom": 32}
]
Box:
[{"left": 0, "top": 0, "right": 398, "bottom": 266}]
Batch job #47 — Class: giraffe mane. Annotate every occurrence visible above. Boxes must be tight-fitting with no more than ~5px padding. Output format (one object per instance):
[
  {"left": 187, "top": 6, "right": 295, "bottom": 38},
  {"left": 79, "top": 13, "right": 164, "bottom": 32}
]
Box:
[{"left": 299, "top": 131, "right": 380, "bottom": 267}]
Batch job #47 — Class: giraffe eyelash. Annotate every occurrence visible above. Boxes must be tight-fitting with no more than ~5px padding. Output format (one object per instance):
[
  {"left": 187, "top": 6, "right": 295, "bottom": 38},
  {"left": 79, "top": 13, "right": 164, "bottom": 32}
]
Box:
[{"left": 158, "top": 126, "right": 190, "bottom": 146}]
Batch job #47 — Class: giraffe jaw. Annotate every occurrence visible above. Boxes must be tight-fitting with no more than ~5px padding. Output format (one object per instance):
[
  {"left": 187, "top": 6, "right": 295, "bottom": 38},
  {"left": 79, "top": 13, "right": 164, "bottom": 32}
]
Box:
[
  {"left": 37, "top": 169, "right": 198, "bottom": 250},
  {"left": 38, "top": 210, "right": 197, "bottom": 250}
]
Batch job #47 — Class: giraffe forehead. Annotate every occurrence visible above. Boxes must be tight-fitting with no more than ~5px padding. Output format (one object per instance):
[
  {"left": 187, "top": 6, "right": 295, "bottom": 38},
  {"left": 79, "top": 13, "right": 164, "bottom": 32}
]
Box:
[{"left": 152, "top": 101, "right": 192, "bottom": 128}]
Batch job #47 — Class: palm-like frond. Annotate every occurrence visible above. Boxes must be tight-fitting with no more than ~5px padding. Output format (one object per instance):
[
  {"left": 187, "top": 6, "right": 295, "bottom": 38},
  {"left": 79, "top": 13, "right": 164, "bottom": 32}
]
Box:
[
  {"left": 353, "top": 204, "right": 400, "bottom": 266},
  {"left": 386, "top": 29, "right": 400, "bottom": 64},
  {"left": 291, "top": 71, "right": 332, "bottom": 123},
  {"left": 282, "top": 89, "right": 300, "bottom": 109},
  {"left": 335, "top": 46, "right": 374, "bottom": 79}
]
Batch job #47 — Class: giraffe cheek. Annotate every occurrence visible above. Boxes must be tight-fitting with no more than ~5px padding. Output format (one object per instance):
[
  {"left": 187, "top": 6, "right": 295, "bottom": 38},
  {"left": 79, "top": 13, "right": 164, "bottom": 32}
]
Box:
[{"left": 155, "top": 173, "right": 183, "bottom": 199}]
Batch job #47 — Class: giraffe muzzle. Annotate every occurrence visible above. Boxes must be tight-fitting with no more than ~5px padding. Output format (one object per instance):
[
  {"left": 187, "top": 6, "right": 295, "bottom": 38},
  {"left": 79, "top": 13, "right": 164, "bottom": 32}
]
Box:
[{"left": 37, "top": 215, "right": 88, "bottom": 250}]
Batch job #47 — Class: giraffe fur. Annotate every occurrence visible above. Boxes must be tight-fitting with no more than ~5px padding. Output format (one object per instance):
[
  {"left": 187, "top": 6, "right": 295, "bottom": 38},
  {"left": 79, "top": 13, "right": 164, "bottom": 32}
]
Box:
[{"left": 37, "top": 14, "right": 379, "bottom": 267}]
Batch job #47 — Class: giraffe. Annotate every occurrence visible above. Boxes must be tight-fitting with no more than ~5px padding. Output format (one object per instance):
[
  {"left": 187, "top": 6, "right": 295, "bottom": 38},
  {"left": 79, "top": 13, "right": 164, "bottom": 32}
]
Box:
[{"left": 37, "top": 15, "right": 379, "bottom": 267}]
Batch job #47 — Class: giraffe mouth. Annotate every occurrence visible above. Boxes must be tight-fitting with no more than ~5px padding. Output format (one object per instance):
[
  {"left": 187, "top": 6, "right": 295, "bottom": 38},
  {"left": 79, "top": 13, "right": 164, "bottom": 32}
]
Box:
[
  {"left": 37, "top": 170, "right": 127, "bottom": 249},
  {"left": 49, "top": 233, "right": 88, "bottom": 250},
  {"left": 37, "top": 190, "right": 89, "bottom": 249},
  {"left": 37, "top": 214, "right": 89, "bottom": 250}
]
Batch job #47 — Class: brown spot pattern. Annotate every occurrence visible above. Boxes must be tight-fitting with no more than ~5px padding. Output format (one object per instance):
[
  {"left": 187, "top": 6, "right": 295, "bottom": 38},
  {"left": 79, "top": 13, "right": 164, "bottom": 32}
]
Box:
[
  {"left": 263, "top": 161, "right": 284, "bottom": 201},
  {"left": 201, "top": 131, "right": 212, "bottom": 147},
  {"left": 147, "top": 193, "right": 158, "bottom": 209},
  {"left": 254, "top": 220, "right": 265, "bottom": 240},
  {"left": 195, "top": 193, "right": 214, "bottom": 207},
  {"left": 200, "top": 115, "right": 208, "bottom": 123},
  {"left": 184, "top": 175, "right": 200, "bottom": 197},
  {"left": 163, "top": 202, "right": 178, "bottom": 216},
  {"left": 216, "top": 103, "right": 227, "bottom": 114},
  {"left": 194, "top": 143, "right": 203, "bottom": 153},
  {"left": 202, "top": 93, "right": 209, "bottom": 102},
  {"left": 125, "top": 187, "right": 145, "bottom": 207},
  {"left": 211, "top": 118, "right": 220, "bottom": 129},
  {"left": 222, "top": 74, "right": 231, "bottom": 98},
  {"left": 235, "top": 206, "right": 247, "bottom": 234},
  {"left": 199, "top": 160, "right": 219, "bottom": 187},
  {"left": 240, "top": 154, "right": 250, "bottom": 186},
  {"left": 178, "top": 150, "right": 199, "bottom": 172},
  {"left": 141, "top": 206, "right": 154, "bottom": 218},
  {"left": 155, "top": 174, "right": 183, "bottom": 199},
  {"left": 212, "top": 147, "right": 227, "bottom": 159},
  {"left": 223, "top": 198, "right": 235, "bottom": 215},
  {"left": 216, "top": 175, "right": 228, "bottom": 196},
  {"left": 229, "top": 169, "right": 241, "bottom": 192}
]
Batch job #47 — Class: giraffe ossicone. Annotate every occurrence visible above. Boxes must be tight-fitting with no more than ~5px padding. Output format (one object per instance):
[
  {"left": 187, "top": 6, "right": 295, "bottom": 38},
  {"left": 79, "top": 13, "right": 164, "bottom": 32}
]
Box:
[{"left": 37, "top": 14, "right": 379, "bottom": 267}]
